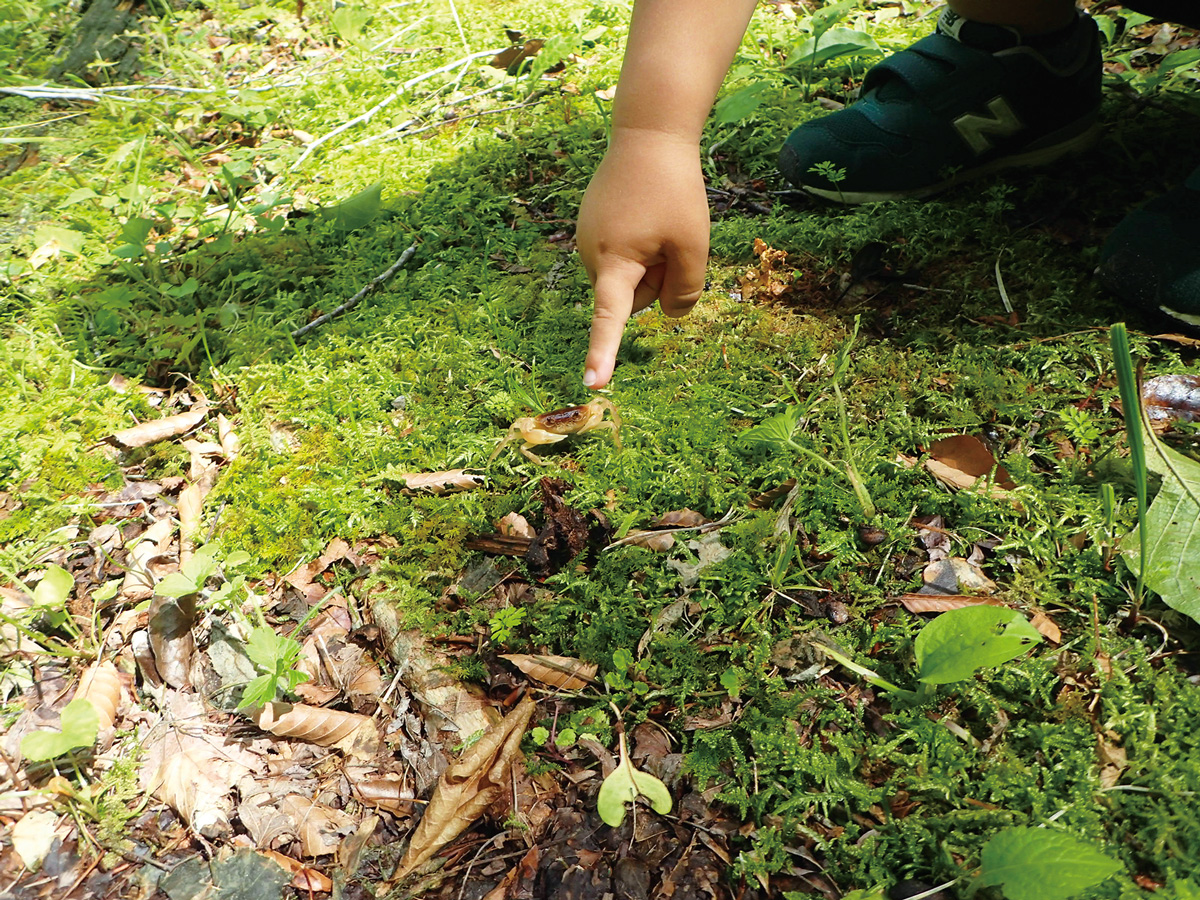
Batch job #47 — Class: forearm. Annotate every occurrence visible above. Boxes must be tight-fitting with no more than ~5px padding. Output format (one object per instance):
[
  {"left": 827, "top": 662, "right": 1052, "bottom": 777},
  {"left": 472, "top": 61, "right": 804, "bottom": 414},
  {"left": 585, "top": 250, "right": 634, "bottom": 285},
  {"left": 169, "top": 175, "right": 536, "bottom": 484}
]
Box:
[{"left": 611, "top": 0, "right": 758, "bottom": 145}]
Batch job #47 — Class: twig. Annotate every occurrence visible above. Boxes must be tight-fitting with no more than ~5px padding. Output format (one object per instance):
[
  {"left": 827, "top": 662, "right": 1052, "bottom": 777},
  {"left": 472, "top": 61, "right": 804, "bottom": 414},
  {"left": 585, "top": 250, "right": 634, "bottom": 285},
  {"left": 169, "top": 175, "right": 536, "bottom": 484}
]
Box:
[
  {"left": 290, "top": 47, "right": 502, "bottom": 170},
  {"left": 292, "top": 242, "right": 418, "bottom": 339},
  {"left": 372, "top": 99, "right": 543, "bottom": 142},
  {"left": 346, "top": 83, "right": 508, "bottom": 149}
]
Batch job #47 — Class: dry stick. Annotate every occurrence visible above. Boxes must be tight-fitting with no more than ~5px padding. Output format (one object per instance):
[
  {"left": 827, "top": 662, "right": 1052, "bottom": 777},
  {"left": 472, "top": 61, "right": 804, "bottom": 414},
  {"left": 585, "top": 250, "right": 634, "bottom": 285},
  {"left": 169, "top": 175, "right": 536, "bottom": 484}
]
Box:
[
  {"left": 347, "top": 83, "right": 508, "bottom": 149},
  {"left": 372, "top": 99, "right": 543, "bottom": 142},
  {"left": 291, "top": 242, "right": 418, "bottom": 339},
  {"left": 290, "top": 47, "right": 502, "bottom": 170}
]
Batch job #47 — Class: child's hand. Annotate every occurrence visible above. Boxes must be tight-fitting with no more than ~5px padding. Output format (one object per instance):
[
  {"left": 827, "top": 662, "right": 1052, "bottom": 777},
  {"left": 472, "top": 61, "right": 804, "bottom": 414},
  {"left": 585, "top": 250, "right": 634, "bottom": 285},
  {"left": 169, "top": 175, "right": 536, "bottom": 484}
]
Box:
[{"left": 577, "top": 131, "right": 709, "bottom": 389}]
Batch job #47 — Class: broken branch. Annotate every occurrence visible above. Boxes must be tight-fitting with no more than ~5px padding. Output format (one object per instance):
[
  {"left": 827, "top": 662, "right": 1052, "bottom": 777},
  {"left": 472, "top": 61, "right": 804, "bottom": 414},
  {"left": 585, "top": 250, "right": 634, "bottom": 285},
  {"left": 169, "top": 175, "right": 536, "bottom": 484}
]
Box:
[{"left": 292, "top": 243, "right": 418, "bottom": 339}]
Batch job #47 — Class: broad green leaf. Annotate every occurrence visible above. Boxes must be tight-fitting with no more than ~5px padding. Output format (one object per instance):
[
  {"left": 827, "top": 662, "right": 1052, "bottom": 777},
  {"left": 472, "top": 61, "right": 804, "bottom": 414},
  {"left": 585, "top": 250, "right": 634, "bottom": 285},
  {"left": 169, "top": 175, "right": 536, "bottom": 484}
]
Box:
[
  {"left": 786, "top": 28, "right": 881, "bottom": 69},
  {"left": 714, "top": 83, "right": 772, "bottom": 125},
  {"left": 244, "top": 625, "right": 292, "bottom": 672},
  {"left": 597, "top": 735, "right": 672, "bottom": 826},
  {"left": 32, "top": 565, "right": 74, "bottom": 608},
  {"left": 20, "top": 699, "right": 100, "bottom": 761},
  {"left": 182, "top": 544, "right": 221, "bottom": 585},
  {"left": 224, "top": 551, "right": 253, "bottom": 569},
  {"left": 154, "top": 573, "right": 200, "bottom": 599},
  {"left": 979, "top": 827, "right": 1120, "bottom": 900},
  {"left": 740, "top": 405, "right": 802, "bottom": 451},
  {"left": 915, "top": 606, "right": 1041, "bottom": 685},
  {"left": 1124, "top": 426, "right": 1200, "bottom": 621},
  {"left": 33, "top": 225, "right": 86, "bottom": 256},
  {"left": 331, "top": 6, "right": 371, "bottom": 44},
  {"left": 809, "top": 0, "right": 857, "bottom": 38},
  {"left": 319, "top": 183, "right": 383, "bottom": 232}
]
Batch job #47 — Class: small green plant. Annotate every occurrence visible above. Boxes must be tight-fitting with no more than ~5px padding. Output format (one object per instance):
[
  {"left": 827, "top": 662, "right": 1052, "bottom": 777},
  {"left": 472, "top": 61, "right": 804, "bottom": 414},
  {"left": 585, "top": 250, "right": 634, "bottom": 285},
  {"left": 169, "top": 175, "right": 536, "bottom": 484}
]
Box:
[
  {"left": 1057, "top": 406, "right": 1102, "bottom": 450},
  {"left": 238, "top": 624, "right": 309, "bottom": 710},
  {"left": 488, "top": 606, "right": 527, "bottom": 644},
  {"left": 978, "top": 826, "right": 1120, "bottom": 900},
  {"left": 807, "top": 160, "right": 848, "bottom": 202},
  {"left": 597, "top": 725, "right": 672, "bottom": 827}
]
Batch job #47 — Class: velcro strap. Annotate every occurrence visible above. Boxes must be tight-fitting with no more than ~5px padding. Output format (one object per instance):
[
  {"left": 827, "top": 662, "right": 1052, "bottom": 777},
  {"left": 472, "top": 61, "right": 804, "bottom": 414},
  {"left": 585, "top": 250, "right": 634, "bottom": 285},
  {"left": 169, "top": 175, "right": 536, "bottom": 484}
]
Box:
[{"left": 863, "top": 32, "right": 1002, "bottom": 96}]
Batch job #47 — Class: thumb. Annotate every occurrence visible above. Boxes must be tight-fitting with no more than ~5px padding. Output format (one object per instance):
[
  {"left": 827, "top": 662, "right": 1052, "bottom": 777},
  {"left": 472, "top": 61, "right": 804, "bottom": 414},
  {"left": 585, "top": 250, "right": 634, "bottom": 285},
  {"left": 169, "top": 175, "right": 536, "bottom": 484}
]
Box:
[{"left": 584, "top": 265, "right": 642, "bottom": 389}]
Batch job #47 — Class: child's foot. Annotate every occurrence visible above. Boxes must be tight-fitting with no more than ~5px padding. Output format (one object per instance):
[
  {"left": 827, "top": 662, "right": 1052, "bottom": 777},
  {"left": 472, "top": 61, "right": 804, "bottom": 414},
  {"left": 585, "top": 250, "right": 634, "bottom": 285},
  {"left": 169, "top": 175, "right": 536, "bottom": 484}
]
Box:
[
  {"left": 778, "top": 9, "right": 1102, "bottom": 203},
  {"left": 1100, "top": 167, "right": 1200, "bottom": 330}
]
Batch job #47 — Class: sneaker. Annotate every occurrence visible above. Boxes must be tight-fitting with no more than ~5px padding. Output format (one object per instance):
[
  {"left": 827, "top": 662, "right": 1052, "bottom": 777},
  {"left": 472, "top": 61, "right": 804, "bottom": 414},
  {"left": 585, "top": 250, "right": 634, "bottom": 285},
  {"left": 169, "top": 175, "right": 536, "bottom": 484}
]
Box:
[
  {"left": 778, "top": 10, "right": 1102, "bottom": 203},
  {"left": 1100, "top": 166, "right": 1200, "bottom": 329}
]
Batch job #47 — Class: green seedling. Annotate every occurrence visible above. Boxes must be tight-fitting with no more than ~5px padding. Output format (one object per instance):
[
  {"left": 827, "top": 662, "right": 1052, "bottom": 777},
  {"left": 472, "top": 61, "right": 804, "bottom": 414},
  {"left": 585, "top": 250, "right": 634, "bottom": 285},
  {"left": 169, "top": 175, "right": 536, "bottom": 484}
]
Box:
[
  {"left": 597, "top": 730, "right": 672, "bottom": 827},
  {"left": 21, "top": 698, "right": 100, "bottom": 763},
  {"left": 239, "top": 624, "right": 309, "bottom": 710}
]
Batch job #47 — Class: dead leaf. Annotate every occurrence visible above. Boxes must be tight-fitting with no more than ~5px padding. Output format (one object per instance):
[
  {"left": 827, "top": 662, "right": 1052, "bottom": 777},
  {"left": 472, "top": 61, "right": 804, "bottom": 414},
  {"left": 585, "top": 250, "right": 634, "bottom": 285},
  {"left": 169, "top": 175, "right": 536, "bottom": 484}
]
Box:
[
  {"left": 481, "top": 846, "right": 540, "bottom": 900},
  {"left": 496, "top": 512, "right": 535, "bottom": 539},
  {"left": 393, "top": 696, "right": 536, "bottom": 880},
  {"left": 218, "top": 414, "right": 241, "bottom": 460},
  {"left": 919, "top": 557, "right": 997, "bottom": 595},
  {"left": 149, "top": 590, "right": 197, "bottom": 689},
  {"left": 499, "top": 654, "right": 597, "bottom": 691},
  {"left": 748, "top": 478, "right": 798, "bottom": 509},
  {"left": 739, "top": 238, "right": 794, "bottom": 303},
  {"left": 490, "top": 38, "right": 545, "bottom": 70},
  {"left": 395, "top": 469, "right": 486, "bottom": 495},
  {"left": 75, "top": 660, "right": 121, "bottom": 733},
  {"left": 1097, "top": 732, "right": 1128, "bottom": 790},
  {"left": 276, "top": 794, "right": 357, "bottom": 857},
  {"left": 352, "top": 777, "right": 415, "bottom": 815},
  {"left": 338, "top": 815, "right": 379, "bottom": 877},
  {"left": 1029, "top": 610, "right": 1062, "bottom": 644},
  {"left": 107, "top": 407, "right": 208, "bottom": 449},
  {"left": 249, "top": 702, "right": 380, "bottom": 758},
  {"left": 668, "top": 532, "right": 733, "bottom": 589},
  {"left": 258, "top": 850, "right": 334, "bottom": 892},
  {"left": 11, "top": 809, "right": 62, "bottom": 871},
  {"left": 651, "top": 509, "right": 707, "bottom": 528},
  {"left": 621, "top": 531, "right": 676, "bottom": 552},
  {"left": 1153, "top": 333, "right": 1200, "bottom": 349},
  {"left": 1141, "top": 374, "right": 1200, "bottom": 429},
  {"left": 142, "top": 698, "right": 259, "bottom": 839},
  {"left": 120, "top": 517, "right": 175, "bottom": 601},
  {"left": 899, "top": 594, "right": 1004, "bottom": 613},
  {"left": 924, "top": 435, "right": 1017, "bottom": 497}
]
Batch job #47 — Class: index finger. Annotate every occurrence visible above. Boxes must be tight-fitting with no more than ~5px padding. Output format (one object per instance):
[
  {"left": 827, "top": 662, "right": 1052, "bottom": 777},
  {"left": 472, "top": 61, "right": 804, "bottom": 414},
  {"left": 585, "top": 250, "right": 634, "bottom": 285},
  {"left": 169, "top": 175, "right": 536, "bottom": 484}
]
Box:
[{"left": 583, "top": 266, "right": 641, "bottom": 389}]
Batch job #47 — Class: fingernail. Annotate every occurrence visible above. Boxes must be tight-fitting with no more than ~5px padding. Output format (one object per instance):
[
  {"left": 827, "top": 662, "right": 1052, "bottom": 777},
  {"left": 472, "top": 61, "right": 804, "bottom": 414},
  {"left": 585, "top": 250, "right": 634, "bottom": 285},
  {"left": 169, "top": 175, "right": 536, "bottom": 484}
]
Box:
[{"left": 583, "top": 368, "right": 598, "bottom": 388}]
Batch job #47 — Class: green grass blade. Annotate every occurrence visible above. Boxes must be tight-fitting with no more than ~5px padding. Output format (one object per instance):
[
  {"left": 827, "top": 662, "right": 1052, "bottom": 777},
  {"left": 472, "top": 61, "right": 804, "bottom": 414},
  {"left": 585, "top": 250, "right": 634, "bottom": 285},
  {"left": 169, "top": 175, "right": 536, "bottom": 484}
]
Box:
[{"left": 1109, "top": 323, "right": 1147, "bottom": 596}]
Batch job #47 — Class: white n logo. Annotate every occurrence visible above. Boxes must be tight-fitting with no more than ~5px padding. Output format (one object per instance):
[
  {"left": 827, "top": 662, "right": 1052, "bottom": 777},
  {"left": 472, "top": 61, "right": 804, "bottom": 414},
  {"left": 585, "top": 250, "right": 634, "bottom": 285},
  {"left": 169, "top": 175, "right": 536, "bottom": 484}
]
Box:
[{"left": 953, "top": 96, "right": 1023, "bottom": 155}]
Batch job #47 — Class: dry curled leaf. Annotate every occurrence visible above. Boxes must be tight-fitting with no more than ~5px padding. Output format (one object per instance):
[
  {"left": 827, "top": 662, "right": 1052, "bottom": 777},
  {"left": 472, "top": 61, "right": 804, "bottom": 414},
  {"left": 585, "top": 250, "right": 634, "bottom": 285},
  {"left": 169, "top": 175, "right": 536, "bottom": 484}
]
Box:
[
  {"left": 352, "top": 777, "right": 415, "bottom": 815},
  {"left": 277, "top": 794, "right": 357, "bottom": 857},
  {"left": 496, "top": 512, "right": 535, "bottom": 539},
  {"left": 250, "top": 701, "right": 380, "bottom": 757},
  {"left": 499, "top": 654, "right": 597, "bottom": 691},
  {"left": 148, "top": 591, "right": 197, "bottom": 690},
  {"left": 621, "top": 530, "right": 676, "bottom": 552},
  {"left": 396, "top": 469, "right": 486, "bottom": 495},
  {"left": 899, "top": 595, "right": 1005, "bottom": 614},
  {"left": 651, "top": 509, "right": 708, "bottom": 528},
  {"left": 259, "top": 850, "right": 334, "bottom": 892},
  {"left": 924, "top": 435, "right": 1017, "bottom": 497},
  {"left": 394, "top": 696, "right": 536, "bottom": 880},
  {"left": 1029, "top": 610, "right": 1062, "bottom": 644},
  {"left": 142, "top": 730, "right": 255, "bottom": 839},
  {"left": 75, "top": 660, "right": 121, "bottom": 733},
  {"left": 107, "top": 407, "right": 208, "bottom": 449}
]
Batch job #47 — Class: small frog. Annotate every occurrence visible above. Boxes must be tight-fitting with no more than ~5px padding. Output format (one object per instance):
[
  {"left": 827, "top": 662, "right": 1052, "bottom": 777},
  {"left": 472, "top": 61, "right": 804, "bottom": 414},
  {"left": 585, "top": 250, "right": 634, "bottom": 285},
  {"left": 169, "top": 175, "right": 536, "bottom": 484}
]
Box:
[{"left": 490, "top": 397, "right": 622, "bottom": 464}]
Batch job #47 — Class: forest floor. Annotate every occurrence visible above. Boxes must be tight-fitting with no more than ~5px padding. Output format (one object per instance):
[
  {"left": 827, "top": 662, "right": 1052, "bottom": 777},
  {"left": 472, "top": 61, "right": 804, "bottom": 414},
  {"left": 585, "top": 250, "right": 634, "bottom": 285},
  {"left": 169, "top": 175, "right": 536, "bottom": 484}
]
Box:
[{"left": 2, "top": 1, "right": 1200, "bottom": 899}]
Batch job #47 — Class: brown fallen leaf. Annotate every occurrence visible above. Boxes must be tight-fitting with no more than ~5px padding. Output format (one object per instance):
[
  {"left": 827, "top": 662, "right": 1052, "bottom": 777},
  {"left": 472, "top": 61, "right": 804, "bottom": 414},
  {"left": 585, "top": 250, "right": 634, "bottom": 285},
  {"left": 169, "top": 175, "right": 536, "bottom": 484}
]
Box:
[
  {"left": 481, "top": 845, "right": 540, "bottom": 900},
  {"left": 924, "top": 435, "right": 1017, "bottom": 497},
  {"left": 748, "top": 479, "right": 797, "bottom": 510},
  {"left": 1153, "top": 332, "right": 1200, "bottom": 349},
  {"left": 499, "top": 654, "right": 597, "bottom": 691},
  {"left": 148, "top": 590, "right": 197, "bottom": 690},
  {"left": 496, "top": 512, "right": 535, "bottom": 539},
  {"left": 395, "top": 469, "right": 486, "bottom": 495},
  {"left": 249, "top": 701, "right": 380, "bottom": 758},
  {"left": 490, "top": 38, "right": 544, "bottom": 70},
  {"left": 259, "top": 850, "right": 334, "bottom": 892},
  {"left": 276, "top": 794, "right": 357, "bottom": 857},
  {"left": 1029, "top": 610, "right": 1062, "bottom": 644},
  {"left": 651, "top": 509, "right": 708, "bottom": 528},
  {"left": 1141, "top": 374, "right": 1200, "bottom": 429},
  {"left": 352, "top": 777, "right": 416, "bottom": 815},
  {"left": 107, "top": 407, "right": 208, "bottom": 449},
  {"left": 75, "top": 660, "right": 121, "bottom": 733},
  {"left": 621, "top": 530, "right": 676, "bottom": 552},
  {"left": 393, "top": 695, "right": 536, "bottom": 880},
  {"left": 920, "top": 557, "right": 997, "bottom": 595},
  {"left": 339, "top": 815, "right": 379, "bottom": 877}
]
